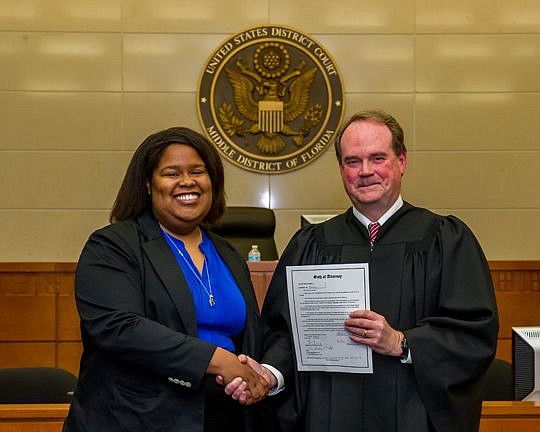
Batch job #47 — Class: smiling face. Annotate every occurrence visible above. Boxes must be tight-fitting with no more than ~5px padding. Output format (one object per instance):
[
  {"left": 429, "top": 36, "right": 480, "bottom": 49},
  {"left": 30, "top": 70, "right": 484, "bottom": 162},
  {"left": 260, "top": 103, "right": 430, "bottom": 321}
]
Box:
[
  {"left": 338, "top": 119, "right": 407, "bottom": 221},
  {"left": 148, "top": 143, "right": 212, "bottom": 235}
]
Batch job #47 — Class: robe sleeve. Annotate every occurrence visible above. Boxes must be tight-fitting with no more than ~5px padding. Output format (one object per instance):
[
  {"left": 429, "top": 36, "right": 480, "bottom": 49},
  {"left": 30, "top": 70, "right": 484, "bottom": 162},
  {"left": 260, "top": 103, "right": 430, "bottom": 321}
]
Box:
[{"left": 407, "top": 215, "right": 499, "bottom": 431}]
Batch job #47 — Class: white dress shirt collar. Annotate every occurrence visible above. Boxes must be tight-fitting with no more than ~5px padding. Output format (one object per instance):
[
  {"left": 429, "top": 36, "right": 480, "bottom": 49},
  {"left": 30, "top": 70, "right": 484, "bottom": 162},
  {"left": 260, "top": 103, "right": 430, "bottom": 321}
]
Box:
[{"left": 352, "top": 195, "right": 404, "bottom": 229}]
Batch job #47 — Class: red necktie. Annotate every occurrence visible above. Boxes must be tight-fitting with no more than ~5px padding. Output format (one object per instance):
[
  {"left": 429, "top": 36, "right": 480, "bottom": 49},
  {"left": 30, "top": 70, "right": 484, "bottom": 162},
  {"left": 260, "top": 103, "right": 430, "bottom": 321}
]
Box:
[{"left": 368, "top": 222, "right": 381, "bottom": 247}]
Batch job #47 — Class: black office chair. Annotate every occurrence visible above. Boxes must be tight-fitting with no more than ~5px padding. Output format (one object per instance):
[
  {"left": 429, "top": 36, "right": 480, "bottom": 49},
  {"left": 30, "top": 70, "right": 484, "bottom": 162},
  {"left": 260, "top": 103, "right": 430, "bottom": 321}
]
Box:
[
  {"left": 482, "top": 358, "right": 513, "bottom": 401},
  {"left": 210, "top": 206, "right": 278, "bottom": 260},
  {"left": 0, "top": 367, "right": 77, "bottom": 403}
]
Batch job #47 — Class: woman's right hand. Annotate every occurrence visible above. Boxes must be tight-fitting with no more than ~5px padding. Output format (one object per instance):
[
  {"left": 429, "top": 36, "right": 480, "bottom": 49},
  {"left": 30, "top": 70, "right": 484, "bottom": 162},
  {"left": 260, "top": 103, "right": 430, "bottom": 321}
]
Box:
[
  {"left": 215, "top": 354, "right": 277, "bottom": 405},
  {"left": 207, "top": 347, "right": 269, "bottom": 404}
]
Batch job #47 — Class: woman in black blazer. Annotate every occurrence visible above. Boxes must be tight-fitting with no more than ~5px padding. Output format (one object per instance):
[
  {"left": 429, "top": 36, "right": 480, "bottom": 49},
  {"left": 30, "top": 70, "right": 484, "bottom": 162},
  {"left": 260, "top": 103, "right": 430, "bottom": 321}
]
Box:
[{"left": 63, "top": 127, "right": 271, "bottom": 432}]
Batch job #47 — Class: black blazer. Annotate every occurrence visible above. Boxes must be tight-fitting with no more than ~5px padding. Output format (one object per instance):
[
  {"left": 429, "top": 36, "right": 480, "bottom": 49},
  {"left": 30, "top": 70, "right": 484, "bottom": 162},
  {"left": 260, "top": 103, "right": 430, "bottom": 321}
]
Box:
[{"left": 63, "top": 211, "right": 264, "bottom": 432}]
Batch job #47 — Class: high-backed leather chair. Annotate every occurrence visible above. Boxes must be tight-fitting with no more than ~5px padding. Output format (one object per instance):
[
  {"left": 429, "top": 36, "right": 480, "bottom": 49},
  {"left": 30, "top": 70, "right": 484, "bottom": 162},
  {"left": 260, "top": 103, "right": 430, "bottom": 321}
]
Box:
[
  {"left": 211, "top": 206, "right": 278, "bottom": 260},
  {"left": 0, "top": 367, "right": 77, "bottom": 403}
]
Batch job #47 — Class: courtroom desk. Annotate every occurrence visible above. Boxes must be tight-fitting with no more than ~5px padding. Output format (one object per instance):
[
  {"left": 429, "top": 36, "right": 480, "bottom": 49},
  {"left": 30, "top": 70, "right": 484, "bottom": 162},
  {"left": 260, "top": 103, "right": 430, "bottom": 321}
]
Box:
[
  {"left": 0, "top": 402, "right": 538, "bottom": 432},
  {"left": 480, "top": 401, "right": 540, "bottom": 432},
  {"left": 0, "top": 403, "right": 69, "bottom": 432}
]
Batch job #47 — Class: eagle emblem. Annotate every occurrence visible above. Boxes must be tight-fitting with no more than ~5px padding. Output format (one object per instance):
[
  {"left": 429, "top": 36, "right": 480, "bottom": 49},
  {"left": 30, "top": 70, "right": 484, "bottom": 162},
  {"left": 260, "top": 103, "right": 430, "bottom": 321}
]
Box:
[
  {"left": 198, "top": 25, "right": 344, "bottom": 174},
  {"left": 219, "top": 42, "right": 323, "bottom": 154}
]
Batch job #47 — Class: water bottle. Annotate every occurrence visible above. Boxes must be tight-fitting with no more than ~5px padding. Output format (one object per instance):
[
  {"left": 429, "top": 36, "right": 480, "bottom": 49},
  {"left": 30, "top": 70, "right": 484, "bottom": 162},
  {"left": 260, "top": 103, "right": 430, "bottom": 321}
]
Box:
[{"left": 247, "top": 244, "right": 261, "bottom": 262}]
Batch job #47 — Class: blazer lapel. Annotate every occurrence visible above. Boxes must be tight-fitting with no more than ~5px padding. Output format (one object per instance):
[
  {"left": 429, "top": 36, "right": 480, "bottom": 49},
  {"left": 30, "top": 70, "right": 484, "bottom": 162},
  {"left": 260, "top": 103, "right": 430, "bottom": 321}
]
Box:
[{"left": 138, "top": 213, "right": 198, "bottom": 337}]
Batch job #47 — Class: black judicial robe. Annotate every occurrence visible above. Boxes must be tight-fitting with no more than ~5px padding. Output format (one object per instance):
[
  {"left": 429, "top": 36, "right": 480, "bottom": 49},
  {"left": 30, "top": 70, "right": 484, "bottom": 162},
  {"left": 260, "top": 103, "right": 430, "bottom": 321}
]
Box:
[{"left": 261, "top": 203, "right": 498, "bottom": 432}]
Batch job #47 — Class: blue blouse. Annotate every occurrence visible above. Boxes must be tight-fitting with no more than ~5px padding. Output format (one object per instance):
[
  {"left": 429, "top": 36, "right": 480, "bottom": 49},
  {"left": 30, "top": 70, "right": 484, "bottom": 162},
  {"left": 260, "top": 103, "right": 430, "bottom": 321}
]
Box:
[{"left": 162, "top": 229, "right": 247, "bottom": 352}]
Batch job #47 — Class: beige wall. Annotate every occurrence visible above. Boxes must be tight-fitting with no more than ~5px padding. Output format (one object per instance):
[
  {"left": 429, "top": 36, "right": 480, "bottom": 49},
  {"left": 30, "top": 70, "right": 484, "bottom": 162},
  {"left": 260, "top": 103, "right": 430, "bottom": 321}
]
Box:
[{"left": 1, "top": 0, "right": 539, "bottom": 261}]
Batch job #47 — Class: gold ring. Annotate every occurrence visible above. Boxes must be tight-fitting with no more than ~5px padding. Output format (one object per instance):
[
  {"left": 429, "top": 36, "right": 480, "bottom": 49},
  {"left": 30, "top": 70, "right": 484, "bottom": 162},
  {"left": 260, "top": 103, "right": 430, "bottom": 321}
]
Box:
[{"left": 362, "top": 329, "right": 368, "bottom": 338}]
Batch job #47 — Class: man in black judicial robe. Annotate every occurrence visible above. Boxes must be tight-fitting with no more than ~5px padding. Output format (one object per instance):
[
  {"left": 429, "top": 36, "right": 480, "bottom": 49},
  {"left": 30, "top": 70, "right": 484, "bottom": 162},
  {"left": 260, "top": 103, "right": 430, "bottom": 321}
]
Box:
[{"left": 254, "top": 111, "right": 499, "bottom": 432}]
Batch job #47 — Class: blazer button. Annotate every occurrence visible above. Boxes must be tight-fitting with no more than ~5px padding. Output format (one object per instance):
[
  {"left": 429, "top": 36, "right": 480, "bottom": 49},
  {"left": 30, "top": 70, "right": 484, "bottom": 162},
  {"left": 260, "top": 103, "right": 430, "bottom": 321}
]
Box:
[
  {"left": 173, "top": 378, "right": 181, "bottom": 385},
  {"left": 167, "top": 377, "right": 174, "bottom": 382},
  {"left": 185, "top": 382, "right": 192, "bottom": 388},
  {"left": 179, "top": 380, "right": 186, "bottom": 386}
]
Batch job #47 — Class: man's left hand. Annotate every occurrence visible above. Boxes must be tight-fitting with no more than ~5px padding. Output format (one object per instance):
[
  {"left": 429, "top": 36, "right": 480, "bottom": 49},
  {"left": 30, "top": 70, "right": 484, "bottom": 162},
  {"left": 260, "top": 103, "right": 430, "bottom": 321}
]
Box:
[{"left": 344, "top": 309, "right": 403, "bottom": 357}]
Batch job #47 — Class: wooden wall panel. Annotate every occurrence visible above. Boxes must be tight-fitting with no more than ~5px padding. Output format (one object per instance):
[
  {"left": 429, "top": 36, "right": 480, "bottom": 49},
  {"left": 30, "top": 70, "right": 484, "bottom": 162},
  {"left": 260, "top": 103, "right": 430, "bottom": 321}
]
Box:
[
  {"left": 0, "top": 261, "right": 539, "bottom": 375},
  {"left": 0, "top": 264, "right": 76, "bottom": 372},
  {"left": 56, "top": 297, "right": 79, "bottom": 341},
  {"left": 496, "top": 293, "right": 540, "bottom": 338},
  {"left": 56, "top": 342, "right": 82, "bottom": 377},
  {"left": 247, "top": 260, "right": 278, "bottom": 311},
  {"left": 490, "top": 261, "right": 540, "bottom": 364},
  {"left": 0, "top": 296, "right": 55, "bottom": 341},
  {"left": 0, "top": 343, "right": 55, "bottom": 368},
  {"left": 0, "top": 272, "right": 57, "bottom": 296}
]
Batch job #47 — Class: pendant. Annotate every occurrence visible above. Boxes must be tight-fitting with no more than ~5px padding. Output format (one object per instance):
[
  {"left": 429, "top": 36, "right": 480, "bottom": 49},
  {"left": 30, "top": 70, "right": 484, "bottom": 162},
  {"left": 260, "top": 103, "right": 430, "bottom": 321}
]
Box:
[{"left": 208, "top": 294, "right": 215, "bottom": 307}]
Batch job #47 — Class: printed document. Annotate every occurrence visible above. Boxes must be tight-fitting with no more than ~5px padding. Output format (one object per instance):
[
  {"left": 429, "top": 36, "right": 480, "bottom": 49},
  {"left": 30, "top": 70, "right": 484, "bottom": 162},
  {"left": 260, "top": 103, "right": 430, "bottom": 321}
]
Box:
[{"left": 286, "top": 263, "right": 372, "bottom": 373}]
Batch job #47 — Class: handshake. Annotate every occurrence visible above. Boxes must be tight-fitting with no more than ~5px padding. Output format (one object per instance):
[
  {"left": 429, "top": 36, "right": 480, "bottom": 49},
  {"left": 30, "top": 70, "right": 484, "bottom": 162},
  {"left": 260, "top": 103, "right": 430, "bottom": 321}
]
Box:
[{"left": 208, "top": 348, "right": 278, "bottom": 405}]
